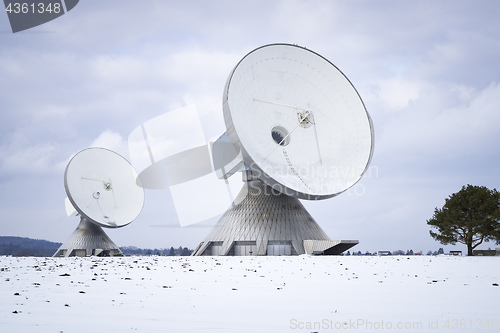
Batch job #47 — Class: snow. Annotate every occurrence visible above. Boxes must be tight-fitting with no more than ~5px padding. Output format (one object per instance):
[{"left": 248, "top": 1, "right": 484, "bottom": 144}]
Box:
[{"left": 1, "top": 256, "right": 498, "bottom": 332}]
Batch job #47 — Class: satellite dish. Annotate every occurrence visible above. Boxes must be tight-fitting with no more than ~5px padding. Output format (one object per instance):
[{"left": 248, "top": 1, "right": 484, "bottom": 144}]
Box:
[
  {"left": 222, "top": 43, "right": 374, "bottom": 200},
  {"left": 64, "top": 147, "right": 144, "bottom": 228},
  {"left": 193, "top": 43, "right": 373, "bottom": 256},
  {"left": 55, "top": 147, "right": 144, "bottom": 257}
]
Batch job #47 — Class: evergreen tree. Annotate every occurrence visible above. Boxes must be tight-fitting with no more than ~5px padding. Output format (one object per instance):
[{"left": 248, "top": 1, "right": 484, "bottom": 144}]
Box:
[
  {"left": 427, "top": 185, "right": 500, "bottom": 256},
  {"left": 181, "top": 247, "right": 192, "bottom": 256}
]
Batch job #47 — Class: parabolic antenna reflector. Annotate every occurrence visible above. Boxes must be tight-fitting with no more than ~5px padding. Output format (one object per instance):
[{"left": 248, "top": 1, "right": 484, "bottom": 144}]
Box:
[
  {"left": 64, "top": 147, "right": 144, "bottom": 228},
  {"left": 223, "top": 43, "right": 374, "bottom": 200}
]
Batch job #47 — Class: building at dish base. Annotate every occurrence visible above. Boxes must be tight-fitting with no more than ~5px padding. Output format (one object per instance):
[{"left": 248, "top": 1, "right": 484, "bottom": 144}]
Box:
[
  {"left": 54, "top": 217, "right": 122, "bottom": 257},
  {"left": 192, "top": 178, "right": 358, "bottom": 256}
]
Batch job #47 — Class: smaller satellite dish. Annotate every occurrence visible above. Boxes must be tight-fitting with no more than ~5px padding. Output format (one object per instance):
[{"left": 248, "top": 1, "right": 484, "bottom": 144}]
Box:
[{"left": 64, "top": 147, "right": 144, "bottom": 228}]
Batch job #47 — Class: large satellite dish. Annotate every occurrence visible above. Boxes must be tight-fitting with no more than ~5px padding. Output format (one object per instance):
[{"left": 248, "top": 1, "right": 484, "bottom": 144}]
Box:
[
  {"left": 193, "top": 43, "right": 374, "bottom": 256},
  {"left": 222, "top": 43, "right": 374, "bottom": 200},
  {"left": 54, "top": 147, "right": 144, "bottom": 257}
]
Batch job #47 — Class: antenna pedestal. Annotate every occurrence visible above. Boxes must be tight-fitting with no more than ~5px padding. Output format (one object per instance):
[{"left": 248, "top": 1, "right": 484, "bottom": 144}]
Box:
[
  {"left": 54, "top": 217, "right": 122, "bottom": 257},
  {"left": 193, "top": 180, "right": 356, "bottom": 256}
]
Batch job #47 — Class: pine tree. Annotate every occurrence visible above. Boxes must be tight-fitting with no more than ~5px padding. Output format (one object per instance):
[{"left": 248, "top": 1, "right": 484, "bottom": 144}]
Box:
[
  {"left": 181, "top": 247, "right": 191, "bottom": 256},
  {"left": 427, "top": 185, "right": 500, "bottom": 256}
]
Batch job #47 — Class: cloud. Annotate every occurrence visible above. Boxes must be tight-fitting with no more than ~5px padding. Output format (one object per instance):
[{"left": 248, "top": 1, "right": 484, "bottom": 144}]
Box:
[
  {"left": 379, "top": 81, "right": 500, "bottom": 162},
  {"left": 0, "top": 142, "right": 59, "bottom": 175},
  {"left": 90, "top": 129, "right": 129, "bottom": 159},
  {"left": 377, "top": 78, "right": 424, "bottom": 111}
]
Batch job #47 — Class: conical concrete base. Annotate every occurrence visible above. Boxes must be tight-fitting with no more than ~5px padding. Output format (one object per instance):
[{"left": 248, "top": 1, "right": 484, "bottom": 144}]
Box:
[
  {"left": 192, "top": 180, "right": 332, "bottom": 256},
  {"left": 53, "top": 217, "right": 122, "bottom": 257}
]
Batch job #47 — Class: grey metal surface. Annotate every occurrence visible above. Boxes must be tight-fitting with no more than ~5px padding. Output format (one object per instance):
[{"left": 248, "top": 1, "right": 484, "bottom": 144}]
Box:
[
  {"left": 53, "top": 217, "right": 122, "bottom": 257},
  {"left": 192, "top": 180, "right": 332, "bottom": 256}
]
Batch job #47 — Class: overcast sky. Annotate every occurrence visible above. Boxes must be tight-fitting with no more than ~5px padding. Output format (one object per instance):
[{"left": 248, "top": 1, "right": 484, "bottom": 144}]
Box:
[{"left": 1, "top": 0, "right": 499, "bottom": 254}]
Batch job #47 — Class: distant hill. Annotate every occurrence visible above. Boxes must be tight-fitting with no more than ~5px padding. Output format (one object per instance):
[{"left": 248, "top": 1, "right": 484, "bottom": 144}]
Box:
[
  {"left": 0, "top": 236, "right": 62, "bottom": 257},
  {"left": 0, "top": 236, "right": 193, "bottom": 257}
]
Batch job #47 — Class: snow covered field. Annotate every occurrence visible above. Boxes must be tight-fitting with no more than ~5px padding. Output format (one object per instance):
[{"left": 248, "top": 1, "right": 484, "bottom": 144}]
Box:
[{"left": 1, "top": 255, "right": 498, "bottom": 332}]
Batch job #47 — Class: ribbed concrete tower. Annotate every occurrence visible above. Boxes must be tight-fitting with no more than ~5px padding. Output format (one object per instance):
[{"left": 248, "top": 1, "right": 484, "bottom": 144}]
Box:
[
  {"left": 53, "top": 218, "right": 122, "bottom": 257},
  {"left": 192, "top": 180, "right": 348, "bottom": 256}
]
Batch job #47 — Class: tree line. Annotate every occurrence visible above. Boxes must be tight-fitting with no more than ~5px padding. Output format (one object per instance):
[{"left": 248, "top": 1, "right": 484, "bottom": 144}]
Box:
[
  {"left": 0, "top": 236, "right": 62, "bottom": 257},
  {"left": 120, "top": 246, "right": 193, "bottom": 256}
]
